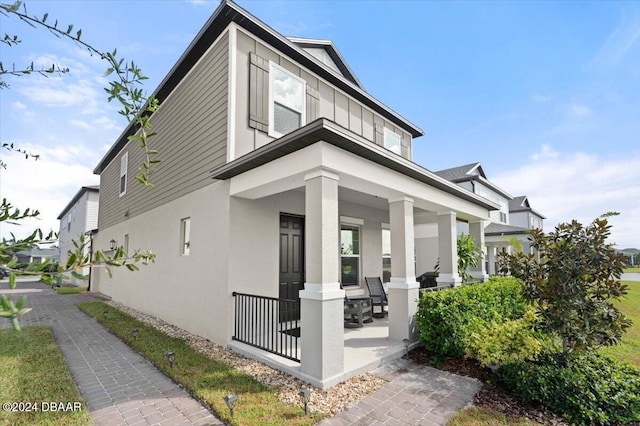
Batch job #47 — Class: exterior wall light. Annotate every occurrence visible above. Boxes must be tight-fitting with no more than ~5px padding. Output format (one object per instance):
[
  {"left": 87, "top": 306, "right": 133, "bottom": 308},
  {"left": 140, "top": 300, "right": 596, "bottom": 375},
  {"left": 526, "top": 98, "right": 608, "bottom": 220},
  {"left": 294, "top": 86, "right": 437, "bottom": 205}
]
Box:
[{"left": 109, "top": 239, "right": 117, "bottom": 250}]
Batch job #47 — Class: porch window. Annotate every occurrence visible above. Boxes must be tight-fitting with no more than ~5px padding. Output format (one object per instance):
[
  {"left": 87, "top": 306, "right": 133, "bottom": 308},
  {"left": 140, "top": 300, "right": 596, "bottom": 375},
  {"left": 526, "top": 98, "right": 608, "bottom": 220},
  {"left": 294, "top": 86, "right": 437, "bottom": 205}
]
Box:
[
  {"left": 383, "top": 128, "right": 402, "bottom": 155},
  {"left": 181, "top": 217, "right": 191, "bottom": 256},
  {"left": 269, "top": 63, "right": 306, "bottom": 138},
  {"left": 382, "top": 227, "right": 391, "bottom": 283},
  {"left": 340, "top": 224, "right": 360, "bottom": 286}
]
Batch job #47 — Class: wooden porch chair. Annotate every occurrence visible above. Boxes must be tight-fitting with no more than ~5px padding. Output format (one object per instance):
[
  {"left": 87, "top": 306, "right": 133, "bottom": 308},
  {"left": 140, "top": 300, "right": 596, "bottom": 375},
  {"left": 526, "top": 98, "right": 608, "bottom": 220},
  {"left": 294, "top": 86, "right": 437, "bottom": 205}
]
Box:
[
  {"left": 365, "top": 276, "right": 388, "bottom": 318},
  {"left": 342, "top": 285, "right": 373, "bottom": 328}
]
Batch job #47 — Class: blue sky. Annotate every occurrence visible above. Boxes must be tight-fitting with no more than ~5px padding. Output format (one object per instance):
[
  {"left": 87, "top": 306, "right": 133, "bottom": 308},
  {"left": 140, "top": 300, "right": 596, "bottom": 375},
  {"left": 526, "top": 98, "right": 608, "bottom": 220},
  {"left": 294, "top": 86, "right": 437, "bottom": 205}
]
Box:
[{"left": 1, "top": 0, "right": 639, "bottom": 248}]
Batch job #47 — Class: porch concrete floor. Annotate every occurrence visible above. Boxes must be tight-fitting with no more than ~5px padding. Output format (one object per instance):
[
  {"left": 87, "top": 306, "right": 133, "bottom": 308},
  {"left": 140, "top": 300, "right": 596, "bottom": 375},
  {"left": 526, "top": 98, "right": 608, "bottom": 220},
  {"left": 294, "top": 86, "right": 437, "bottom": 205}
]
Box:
[{"left": 229, "top": 315, "right": 413, "bottom": 388}]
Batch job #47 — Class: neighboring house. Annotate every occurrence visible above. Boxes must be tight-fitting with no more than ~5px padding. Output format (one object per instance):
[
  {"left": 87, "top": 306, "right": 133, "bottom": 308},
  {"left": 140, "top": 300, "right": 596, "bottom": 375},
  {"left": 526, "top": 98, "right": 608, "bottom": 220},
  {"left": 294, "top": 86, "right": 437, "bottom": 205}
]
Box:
[
  {"left": 57, "top": 185, "right": 100, "bottom": 286},
  {"left": 15, "top": 247, "right": 59, "bottom": 265},
  {"left": 435, "top": 163, "right": 545, "bottom": 275},
  {"left": 617, "top": 248, "right": 640, "bottom": 266},
  {"left": 90, "top": 0, "right": 498, "bottom": 388}
]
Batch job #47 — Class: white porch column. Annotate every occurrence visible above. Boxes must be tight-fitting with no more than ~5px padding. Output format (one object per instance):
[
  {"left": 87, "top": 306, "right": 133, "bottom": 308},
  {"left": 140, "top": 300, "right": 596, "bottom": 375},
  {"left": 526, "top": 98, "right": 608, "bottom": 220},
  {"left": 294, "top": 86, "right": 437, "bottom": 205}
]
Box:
[
  {"left": 437, "top": 211, "right": 462, "bottom": 287},
  {"left": 469, "top": 221, "right": 488, "bottom": 282},
  {"left": 487, "top": 244, "right": 496, "bottom": 275},
  {"left": 299, "top": 169, "right": 344, "bottom": 385},
  {"left": 388, "top": 196, "right": 419, "bottom": 342}
]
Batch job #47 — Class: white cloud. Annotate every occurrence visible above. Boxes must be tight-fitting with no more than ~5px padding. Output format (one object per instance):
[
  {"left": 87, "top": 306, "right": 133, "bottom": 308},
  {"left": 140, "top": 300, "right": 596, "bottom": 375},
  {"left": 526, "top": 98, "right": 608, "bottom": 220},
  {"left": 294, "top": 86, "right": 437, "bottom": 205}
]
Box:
[
  {"left": 531, "top": 144, "right": 558, "bottom": 161},
  {"left": 20, "top": 78, "right": 100, "bottom": 111},
  {"left": 493, "top": 147, "right": 640, "bottom": 249},
  {"left": 0, "top": 147, "right": 99, "bottom": 241},
  {"left": 12, "top": 101, "right": 27, "bottom": 110},
  {"left": 567, "top": 103, "right": 593, "bottom": 118},
  {"left": 590, "top": 3, "right": 640, "bottom": 70}
]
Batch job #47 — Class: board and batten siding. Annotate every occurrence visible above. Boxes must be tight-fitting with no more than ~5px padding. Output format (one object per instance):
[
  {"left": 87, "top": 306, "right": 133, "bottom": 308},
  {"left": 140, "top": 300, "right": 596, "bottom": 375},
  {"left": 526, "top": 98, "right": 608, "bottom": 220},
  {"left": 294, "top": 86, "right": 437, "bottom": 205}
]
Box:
[
  {"left": 99, "top": 32, "right": 230, "bottom": 230},
  {"left": 233, "top": 28, "right": 412, "bottom": 160}
]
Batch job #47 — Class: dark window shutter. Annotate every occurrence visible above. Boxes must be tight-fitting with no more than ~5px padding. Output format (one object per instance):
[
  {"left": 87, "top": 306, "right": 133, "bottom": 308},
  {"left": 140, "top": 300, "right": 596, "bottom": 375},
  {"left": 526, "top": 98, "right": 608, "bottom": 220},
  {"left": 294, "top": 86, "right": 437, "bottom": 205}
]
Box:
[
  {"left": 306, "top": 85, "right": 319, "bottom": 122},
  {"left": 374, "top": 122, "right": 384, "bottom": 146},
  {"left": 249, "top": 52, "right": 270, "bottom": 132}
]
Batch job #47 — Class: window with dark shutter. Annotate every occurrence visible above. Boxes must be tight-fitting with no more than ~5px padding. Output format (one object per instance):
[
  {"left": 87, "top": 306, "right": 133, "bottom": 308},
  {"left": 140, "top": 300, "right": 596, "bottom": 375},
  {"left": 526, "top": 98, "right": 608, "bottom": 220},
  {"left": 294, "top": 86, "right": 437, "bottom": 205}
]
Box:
[{"left": 248, "top": 52, "right": 270, "bottom": 132}]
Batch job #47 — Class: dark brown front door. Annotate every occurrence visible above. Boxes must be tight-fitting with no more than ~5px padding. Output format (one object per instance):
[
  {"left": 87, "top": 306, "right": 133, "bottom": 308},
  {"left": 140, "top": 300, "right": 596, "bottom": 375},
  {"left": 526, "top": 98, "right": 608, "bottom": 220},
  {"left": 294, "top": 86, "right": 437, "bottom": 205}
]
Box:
[{"left": 279, "top": 214, "right": 304, "bottom": 322}]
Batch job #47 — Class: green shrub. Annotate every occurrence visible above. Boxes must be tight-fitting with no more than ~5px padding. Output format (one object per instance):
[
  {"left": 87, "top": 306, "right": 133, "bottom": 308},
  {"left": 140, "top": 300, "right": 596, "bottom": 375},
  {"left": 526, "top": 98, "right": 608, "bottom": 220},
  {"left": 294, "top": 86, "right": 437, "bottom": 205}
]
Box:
[
  {"left": 497, "top": 353, "right": 640, "bottom": 425},
  {"left": 466, "top": 309, "right": 552, "bottom": 367},
  {"left": 416, "top": 277, "right": 527, "bottom": 357}
]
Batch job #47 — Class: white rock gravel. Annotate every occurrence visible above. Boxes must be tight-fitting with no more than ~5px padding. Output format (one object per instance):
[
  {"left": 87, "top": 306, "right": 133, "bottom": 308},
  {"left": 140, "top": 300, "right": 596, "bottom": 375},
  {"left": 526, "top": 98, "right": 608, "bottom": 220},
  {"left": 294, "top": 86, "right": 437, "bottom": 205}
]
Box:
[{"left": 107, "top": 301, "right": 387, "bottom": 415}]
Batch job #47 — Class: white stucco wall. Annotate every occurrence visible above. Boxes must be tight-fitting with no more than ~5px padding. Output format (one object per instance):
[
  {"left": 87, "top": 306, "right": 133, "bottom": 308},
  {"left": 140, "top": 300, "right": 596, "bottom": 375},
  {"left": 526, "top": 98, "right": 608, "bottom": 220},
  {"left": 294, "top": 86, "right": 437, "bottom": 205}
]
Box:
[{"left": 92, "top": 181, "right": 231, "bottom": 345}]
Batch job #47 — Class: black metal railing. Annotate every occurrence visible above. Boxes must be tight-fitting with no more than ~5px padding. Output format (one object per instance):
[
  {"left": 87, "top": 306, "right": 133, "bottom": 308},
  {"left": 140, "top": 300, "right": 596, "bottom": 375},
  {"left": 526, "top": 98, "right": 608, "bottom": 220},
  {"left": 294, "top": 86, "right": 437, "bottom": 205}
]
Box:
[{"left": 232, "top": 292, "right": 300, "bottom": 362}]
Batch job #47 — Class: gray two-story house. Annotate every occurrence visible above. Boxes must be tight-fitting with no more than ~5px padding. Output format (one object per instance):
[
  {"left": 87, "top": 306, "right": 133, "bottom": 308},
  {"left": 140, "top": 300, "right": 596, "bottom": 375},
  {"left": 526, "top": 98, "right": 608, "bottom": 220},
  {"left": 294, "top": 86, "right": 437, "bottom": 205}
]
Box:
[{"left": 91, "top": 0, "right": 497, "bottom": 388}]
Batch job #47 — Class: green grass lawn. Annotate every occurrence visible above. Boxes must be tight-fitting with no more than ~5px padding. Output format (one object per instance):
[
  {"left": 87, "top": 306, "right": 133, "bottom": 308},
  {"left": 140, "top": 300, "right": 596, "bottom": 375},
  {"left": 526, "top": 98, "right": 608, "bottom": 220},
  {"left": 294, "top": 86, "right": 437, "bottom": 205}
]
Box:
[
  {"left": 54, "top": 286, "right": 88, "bottom": 295},
  {"left": 624, "top": 266, "right": 640, "bottom": 273},
  {"left": 448, "top": 407, "right": 539, "bottom": 426},
  {"left": 77, "top": 302, "right": 323, "bottom": 426},
  {"left": 0, "top": 326, "right": 92, "bottom": 426},
  {"left": 600, "top": 280, "right": 640, "bottom": 366}
]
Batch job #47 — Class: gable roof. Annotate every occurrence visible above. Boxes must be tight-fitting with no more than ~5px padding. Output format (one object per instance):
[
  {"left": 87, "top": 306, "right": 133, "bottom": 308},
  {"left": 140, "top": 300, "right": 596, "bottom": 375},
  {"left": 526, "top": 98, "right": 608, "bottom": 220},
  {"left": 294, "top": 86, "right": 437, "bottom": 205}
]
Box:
[
  {"left": 94, "top": 0, "right": 423, "bottom": 174},
  {"left": 509, "top": 195, "right": 546, "bottom": 219},
  {"left": 57, "top": 185, "right": 99, "bottom": 219},
  {"left": 287, "top": 37, "right": 363, "bottom": 89},
  {"left": 435, "top": 162, "right": 512, "bottom": 200},
  {"left": 434, "top": 162, "right": 486, "bottom": 181}
]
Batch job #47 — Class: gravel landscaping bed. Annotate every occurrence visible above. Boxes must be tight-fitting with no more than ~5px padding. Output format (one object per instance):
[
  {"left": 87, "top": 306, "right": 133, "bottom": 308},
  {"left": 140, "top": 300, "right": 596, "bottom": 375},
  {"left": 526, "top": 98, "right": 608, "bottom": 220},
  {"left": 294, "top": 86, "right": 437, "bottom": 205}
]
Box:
[{"left": 107, "top": 301, "right": 386, "bottom": 415}]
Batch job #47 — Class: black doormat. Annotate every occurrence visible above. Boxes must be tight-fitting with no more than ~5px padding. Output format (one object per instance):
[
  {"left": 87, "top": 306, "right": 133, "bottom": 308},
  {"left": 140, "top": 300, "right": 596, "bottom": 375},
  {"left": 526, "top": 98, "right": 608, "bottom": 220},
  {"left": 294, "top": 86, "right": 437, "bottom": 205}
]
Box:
[{"left": 281, "top": 327, "right": 300, "bottom": 338}]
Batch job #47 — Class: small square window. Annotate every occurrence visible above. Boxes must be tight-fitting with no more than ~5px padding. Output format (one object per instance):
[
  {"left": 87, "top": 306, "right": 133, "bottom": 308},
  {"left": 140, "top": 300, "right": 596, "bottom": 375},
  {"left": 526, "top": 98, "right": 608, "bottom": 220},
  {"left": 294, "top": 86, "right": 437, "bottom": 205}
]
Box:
[
  {"left": 181, "top": 218, "right": 191, "bottom": 256},
  {"left": 383, "top": 128, "right": 402, "bottom": 155}
]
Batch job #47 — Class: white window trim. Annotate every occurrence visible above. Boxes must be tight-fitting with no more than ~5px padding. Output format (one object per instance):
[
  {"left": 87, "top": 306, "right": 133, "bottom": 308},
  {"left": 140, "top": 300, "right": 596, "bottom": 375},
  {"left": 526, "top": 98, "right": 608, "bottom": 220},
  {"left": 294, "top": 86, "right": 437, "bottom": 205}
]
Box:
[
  {"left": 383, "top": 127, "right": 402, "bottom": 155},
  {"left": 268, "top": 62, "right": 306, "bottom": 138},
  {"left": 340, "top": 222, "right": 362, "bottom": 287},
  {"left": 119, "top": 152, "right": 128, "bottom": 197}
]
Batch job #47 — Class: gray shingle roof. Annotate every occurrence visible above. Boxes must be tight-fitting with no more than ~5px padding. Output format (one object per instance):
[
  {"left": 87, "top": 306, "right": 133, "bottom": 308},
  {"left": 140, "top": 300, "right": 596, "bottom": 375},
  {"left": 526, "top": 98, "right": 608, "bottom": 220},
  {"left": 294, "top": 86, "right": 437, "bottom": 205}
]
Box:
[
  {"left": 485, "top": 223, "right": 531, "bottom": 236},
  {"left": 508, "top": 195, "right": 546, "bottom": 219},
  {"left": 434, "top": 162, "right": 483, "bottom": 181}
]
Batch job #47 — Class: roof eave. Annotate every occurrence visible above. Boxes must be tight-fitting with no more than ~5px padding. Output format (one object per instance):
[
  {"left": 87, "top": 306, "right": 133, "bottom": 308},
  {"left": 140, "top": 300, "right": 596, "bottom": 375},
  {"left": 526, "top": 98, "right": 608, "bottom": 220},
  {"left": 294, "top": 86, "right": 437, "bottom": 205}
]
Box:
[{"left": 210, "top": 119, "right": 498, "bottom": 211}]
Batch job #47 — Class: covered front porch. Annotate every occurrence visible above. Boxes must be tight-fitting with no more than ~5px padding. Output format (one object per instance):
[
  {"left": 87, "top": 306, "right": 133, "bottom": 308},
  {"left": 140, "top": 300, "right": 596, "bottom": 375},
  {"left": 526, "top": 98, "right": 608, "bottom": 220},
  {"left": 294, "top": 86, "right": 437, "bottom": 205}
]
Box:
[{"left": 214, "top": 119, "right": 497, "bottom": 388}]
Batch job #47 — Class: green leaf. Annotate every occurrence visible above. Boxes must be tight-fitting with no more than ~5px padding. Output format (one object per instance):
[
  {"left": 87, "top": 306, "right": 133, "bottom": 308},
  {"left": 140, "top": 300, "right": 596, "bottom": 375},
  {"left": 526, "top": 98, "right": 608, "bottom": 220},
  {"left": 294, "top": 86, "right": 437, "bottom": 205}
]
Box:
[
  {"left": 15, "top": 295, "right": 26, "bottom": 310},
  {"left": 9, "top": 273, "right": 16, "bottom": 290}
]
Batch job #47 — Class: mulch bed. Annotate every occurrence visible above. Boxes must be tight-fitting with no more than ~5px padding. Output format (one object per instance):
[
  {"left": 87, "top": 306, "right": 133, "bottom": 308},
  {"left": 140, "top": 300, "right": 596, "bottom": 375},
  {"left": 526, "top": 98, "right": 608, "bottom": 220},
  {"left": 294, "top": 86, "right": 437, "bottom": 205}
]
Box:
[{"left": 409, "top": 347, "right": 569, "bottom": 425}]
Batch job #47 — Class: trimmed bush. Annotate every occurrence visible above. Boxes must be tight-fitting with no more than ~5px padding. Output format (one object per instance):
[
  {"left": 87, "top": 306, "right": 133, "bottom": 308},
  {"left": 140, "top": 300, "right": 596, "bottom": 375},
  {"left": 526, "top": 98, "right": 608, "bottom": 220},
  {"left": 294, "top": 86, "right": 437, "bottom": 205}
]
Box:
[
  {"left": 416, "top": 277, "right": 526, "bottom": 357},
  {"left": 497, "top": 353, "right": 640, "bottom": 425},
  {"left": 466, "top": 308, "right": 551, "bottom": 367}
]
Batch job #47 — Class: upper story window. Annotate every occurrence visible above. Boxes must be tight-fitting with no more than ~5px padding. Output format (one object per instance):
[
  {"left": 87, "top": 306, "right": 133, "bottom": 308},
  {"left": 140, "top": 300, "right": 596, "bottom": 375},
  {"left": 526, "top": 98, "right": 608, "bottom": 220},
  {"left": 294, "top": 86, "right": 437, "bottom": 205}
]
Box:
[
  {"left": 269, "top": 63, "right": 306, "bottom": 138},
  {"left": 383, "top": 128, "right": 402, "bottom": 155},
  {"left": 119, "top": 152, "right": 128, "bottom": 197}
]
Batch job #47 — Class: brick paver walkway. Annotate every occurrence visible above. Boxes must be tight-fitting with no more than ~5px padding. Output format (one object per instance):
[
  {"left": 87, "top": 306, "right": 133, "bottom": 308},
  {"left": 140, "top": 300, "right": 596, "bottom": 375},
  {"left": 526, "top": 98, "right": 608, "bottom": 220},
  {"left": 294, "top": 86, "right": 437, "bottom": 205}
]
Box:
[
  {"left": 0, "top": 280, "right": 222, "bottom": 426},
  {"left": 318, "top": 359, "right": 481, "bottom": 425}
]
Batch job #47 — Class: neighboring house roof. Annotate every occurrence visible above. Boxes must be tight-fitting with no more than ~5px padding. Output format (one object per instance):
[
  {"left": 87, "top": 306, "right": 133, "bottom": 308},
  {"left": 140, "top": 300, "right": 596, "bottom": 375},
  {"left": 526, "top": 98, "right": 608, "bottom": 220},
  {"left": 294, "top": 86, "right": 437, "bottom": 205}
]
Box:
[
  {"left": 94, "top": 0, "right": 423, "bottom": 174},
  {"left": 16, "top": 247, "right": 60, "bottom": 260},
  {"left": 509, "top": 195, "right": 546, "bottom": 219},
  {"left": 485, "top": 222, "right": 531, "bottom": 236},
  {"left": 57, "top": 185, "right": 100, "bottom": 219},
  {"left": 435, "top": 162, "right": 512, "bottom": 200},
  {"left": 210, "top": 118, "right": 499, "bottom": 211}
]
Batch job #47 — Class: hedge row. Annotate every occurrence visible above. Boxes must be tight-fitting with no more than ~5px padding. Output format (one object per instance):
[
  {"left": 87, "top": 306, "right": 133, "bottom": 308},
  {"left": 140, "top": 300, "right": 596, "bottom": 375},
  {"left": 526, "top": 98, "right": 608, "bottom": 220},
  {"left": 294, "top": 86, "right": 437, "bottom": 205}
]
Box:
[
  {"left": 415, "top": 276, "right": 526, "bottom": 357},
  {"left": 497, "top": 353, "right": 640, "bottom": 425}
]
